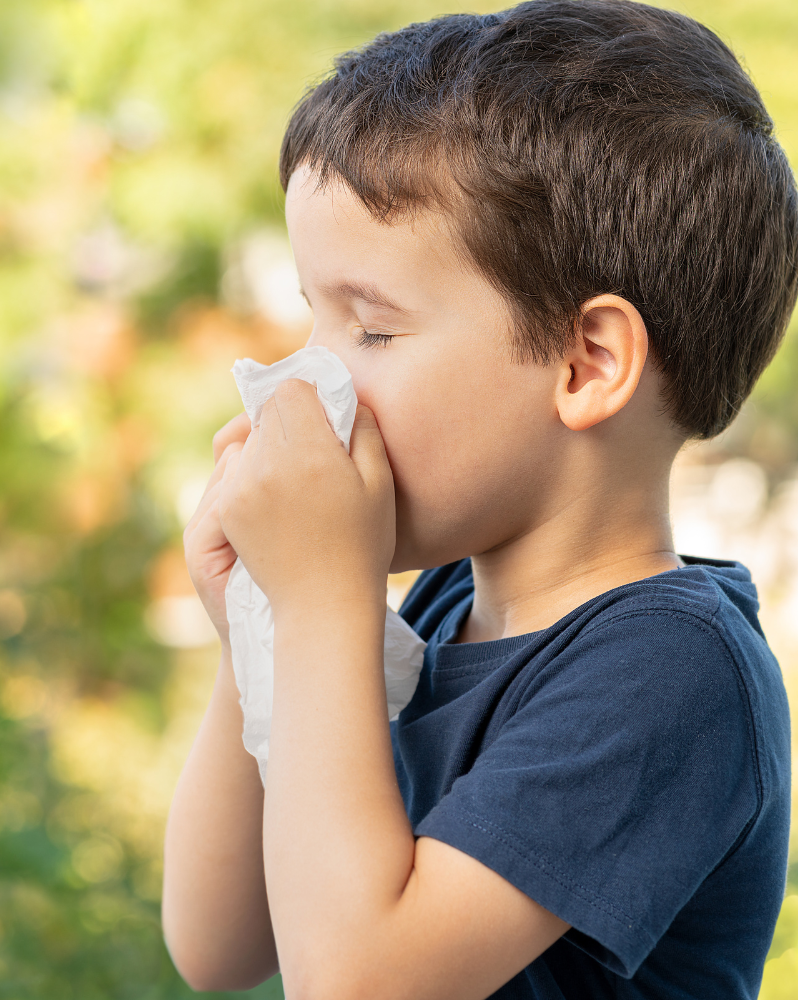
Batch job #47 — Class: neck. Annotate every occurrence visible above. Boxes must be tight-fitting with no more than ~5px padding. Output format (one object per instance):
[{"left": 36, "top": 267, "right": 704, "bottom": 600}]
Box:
[{"left": 458, "top": 457, "right": 681, "bottom": 644}]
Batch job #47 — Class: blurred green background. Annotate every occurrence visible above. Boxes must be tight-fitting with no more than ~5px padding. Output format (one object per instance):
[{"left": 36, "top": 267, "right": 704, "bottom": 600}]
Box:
[{"left": 0, "top": 1, "right": 797, "bottom": 997}]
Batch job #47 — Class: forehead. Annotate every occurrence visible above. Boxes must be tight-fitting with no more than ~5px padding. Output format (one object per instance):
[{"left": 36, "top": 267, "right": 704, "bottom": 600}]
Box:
[{"left": 285, "top": 165, "right": 465, "bottom": 293}]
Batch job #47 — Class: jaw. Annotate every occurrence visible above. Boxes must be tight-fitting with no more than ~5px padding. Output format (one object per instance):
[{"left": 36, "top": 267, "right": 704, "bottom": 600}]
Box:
[
  {"left": 387, "top": 420, "right": 682, "bottom": 579},
  {"left": 387, "top": 467, "right": 547, "bottom": 575}
]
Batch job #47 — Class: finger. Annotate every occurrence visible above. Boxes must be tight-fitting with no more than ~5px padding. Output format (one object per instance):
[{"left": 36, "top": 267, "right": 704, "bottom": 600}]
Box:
[
  {"left": 184, "top": 478, "right": 223, "bottom": 538},
  {"left": 271, "top": 378, "right": 333, "bottom": 447},
  {"left": 348, "top": 404, "right": 393, "bottom": 486},
  {"left": 202, "top": 441, "right": 245, "bottom": 501},
  {"left": 217, "top": 448, "right": 245, "bottom": 536},
  {"left": 213, "top": 412, "right": 252, "bottom": 464},
  {"left": 221, "top": 447, "right": 242, "bottom": 486},
  {"left": 185, "top": 478, "right": 221, "bottom": 532},
  {"left": 186, "top": 446, "right": 243, "bottom": 537},
  {"left": 185, "top": 490, "right": 237, "bottom": 571},
  {"left": 256, "top": 395, "right": 286, "bottom": 450}
]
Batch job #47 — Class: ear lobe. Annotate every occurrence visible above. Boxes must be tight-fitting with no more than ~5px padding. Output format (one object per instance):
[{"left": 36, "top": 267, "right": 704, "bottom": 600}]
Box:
[{"left": 556, "top": 294, "right": 648, "bottom": 431}]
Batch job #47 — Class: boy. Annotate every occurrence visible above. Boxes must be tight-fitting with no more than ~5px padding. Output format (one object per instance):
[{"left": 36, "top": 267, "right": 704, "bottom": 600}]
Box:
[{"left": 163, "top": 2, "right": 798, "bottom": 997}]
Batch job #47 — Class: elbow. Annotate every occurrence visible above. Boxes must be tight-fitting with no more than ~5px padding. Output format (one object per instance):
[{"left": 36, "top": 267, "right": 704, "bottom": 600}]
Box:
[
  {"left": 164, "top": 934, "right": 278, "bottom": 993},
  {"left": 170, "top": 955, "right": 276, "bottom": 994},
  {"left": 175, "top": 964, "right": 229, "bottom": 994},
  {"left": 162, "top": 898, "right": 280, "bottom": 992},
  {"left": 183, "top": 971, "right": 270, "bottom": 994}
]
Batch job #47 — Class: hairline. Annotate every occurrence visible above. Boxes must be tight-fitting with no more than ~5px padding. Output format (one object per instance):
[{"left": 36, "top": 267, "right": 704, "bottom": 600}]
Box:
[{"left": 287, "top": 157, "right": 558, "bottom": 365}]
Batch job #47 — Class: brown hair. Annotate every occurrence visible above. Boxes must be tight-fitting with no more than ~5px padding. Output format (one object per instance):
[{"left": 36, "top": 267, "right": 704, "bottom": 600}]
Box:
[{"left": 280, "top": 0, "right": 798, "bottom": 438}]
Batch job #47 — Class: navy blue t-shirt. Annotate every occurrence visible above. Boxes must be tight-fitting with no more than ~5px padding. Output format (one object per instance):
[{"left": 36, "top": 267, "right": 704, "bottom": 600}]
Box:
[{"left": 391, "top": 557, "right": 791, "bottom": 999}]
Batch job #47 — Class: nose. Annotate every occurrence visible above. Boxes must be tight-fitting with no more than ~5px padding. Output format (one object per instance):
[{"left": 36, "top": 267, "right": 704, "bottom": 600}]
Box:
[
  {"left": 304, "top": 326, "right": 352, "bottom": 371},
  {"left": 304, "top": 329, "right": 377, "bottom": 410},
  {"left": 304, "top": 328, "right": 345, "bottom": 362}
]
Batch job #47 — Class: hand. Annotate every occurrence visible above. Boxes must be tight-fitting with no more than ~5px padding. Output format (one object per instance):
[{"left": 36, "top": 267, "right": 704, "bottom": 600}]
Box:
[
  {"left": 217, "top": 379, "right": 395, "bottom": 621},
  {"left": 183, "top": 412, "right": 251, "bottom": 646}
]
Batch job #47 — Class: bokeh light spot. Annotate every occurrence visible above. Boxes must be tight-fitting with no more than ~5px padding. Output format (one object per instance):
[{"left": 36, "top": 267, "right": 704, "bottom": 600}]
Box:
[{"left": 71, "top": 835, "right": 124, "bottom": 884}]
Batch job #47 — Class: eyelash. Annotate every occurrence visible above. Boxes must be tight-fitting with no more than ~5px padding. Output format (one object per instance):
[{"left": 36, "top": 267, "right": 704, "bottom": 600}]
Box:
[{"left": 354, "top": 329, "right": 395, "bottom": 349}]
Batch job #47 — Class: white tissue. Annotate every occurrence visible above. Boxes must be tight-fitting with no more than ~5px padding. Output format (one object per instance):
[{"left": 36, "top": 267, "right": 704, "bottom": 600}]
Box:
[
  {"left": 225, "top": 346, "right": 427, "bottom": 786},
  {"left": 232, "top": 347, "right": 358, "bottom": 449}
]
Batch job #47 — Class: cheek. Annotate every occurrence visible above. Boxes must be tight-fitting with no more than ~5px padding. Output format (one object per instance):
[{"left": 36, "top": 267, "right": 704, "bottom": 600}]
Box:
[
  {"left": 354, "top": 370, "right": 441, "bottom": 476},
  {"left": 357, "top": 371, "right": 483, "bottom": 507},
  {"left": 349, "top": 345, "right": 546, "bottom": 527},
  {"left": 354, "top": 380, "right": 432, "bottom": 482}
]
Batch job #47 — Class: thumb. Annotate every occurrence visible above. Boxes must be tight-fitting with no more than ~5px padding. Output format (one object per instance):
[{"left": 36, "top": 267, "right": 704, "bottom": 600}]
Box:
[{"left": 349, "top": 404, "right": 392, "bottom": 486}]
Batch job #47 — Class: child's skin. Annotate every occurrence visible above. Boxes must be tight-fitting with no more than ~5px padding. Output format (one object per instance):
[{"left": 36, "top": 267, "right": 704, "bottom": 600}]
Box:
[{"left": 163, "top": 164, "right": 686, "bottom": 997}]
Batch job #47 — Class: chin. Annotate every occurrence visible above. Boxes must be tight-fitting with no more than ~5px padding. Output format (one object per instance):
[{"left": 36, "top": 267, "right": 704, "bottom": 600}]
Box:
[
  {"left": 390, "top": 489, "right": 478, "bottom": 573},
  {"left": 389, "top": 529, "right": 432, "bottom": 575},
  {"left": 390, "top": 523, "right": 468, "bottom": 575},
  {"left": 388, "top": 545, "right": 422, "bottom": 575},
  {"left": 390, "top": 500, "right": 434, "bottom": 573}
]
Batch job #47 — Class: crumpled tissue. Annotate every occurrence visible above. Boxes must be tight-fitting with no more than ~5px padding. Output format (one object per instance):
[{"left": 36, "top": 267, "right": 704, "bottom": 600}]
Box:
[{"left": 225, "top": 346, "right": 427, "bottom": 785}]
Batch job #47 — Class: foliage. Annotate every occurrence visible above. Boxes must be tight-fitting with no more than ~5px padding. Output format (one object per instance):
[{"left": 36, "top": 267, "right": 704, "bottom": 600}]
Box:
[{"left": 0, "top": 1, "right": 796, "bottom": 997}]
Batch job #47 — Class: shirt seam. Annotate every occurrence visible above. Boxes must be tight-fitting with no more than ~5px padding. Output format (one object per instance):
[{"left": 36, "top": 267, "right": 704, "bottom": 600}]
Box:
[
  {"left": 433, "top": 661, "right": 508, "bottom": 677},
  {"left": 427, "top": 802, "right": 653, "bottom": 945},
  {"left": 708, "top": 609, "right": 765, "bottom": 824},
  {"left": 577, "top": 607, "right": 764, "bottom": 823},
  {"left": 435, "top": 604, "right": 715, "bottom": 672},
  {"left": 577, "top": 605, "right": 718, "bottom": 639}
]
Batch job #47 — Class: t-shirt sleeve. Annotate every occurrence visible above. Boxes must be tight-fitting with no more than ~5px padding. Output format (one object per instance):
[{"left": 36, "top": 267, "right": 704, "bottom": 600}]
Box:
[{"left": 414, "top": 610, "right": 761, "bottom": 978}]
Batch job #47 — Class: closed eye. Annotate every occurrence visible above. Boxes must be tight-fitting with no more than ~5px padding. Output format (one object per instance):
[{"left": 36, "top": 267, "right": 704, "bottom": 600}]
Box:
[{"left": 354, "top": 330, "right": 395, "bottom": 349}]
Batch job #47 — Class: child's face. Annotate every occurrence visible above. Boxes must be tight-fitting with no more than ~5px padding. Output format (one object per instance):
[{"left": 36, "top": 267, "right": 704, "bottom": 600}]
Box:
[{"left": 286, "top": 165, "right": 568, "bottom": 572}]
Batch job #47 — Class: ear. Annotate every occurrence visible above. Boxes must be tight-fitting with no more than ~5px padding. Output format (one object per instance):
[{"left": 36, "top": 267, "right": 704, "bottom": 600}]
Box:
[{"left": 555, "top": 294, "right": 648, "bottom": 432}]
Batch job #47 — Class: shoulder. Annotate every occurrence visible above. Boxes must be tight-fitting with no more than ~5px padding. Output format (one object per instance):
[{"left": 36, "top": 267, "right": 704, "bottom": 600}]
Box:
[
  {"left": 401, "top": 560, "right": 789, "bottom": 980},
  {"left": 576, "top": 557, "right": 753, "bottom": 633},
  {"left": 569, "top": 561, "right": 782, "bottom": 714},
  {"left": 551, "top": 561, "right": 773, "bottom": 724},
  {"left": 518, "top": 560, "right": 790, "bottom": 807}
]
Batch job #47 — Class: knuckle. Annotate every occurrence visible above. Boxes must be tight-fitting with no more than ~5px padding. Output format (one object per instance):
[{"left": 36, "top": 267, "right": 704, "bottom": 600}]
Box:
[
  {"left": 299, "top": 452, "right": 331, "bottom": 480},
  {"left": 275, "top": 378, "right": 305, "bottom": 398},
  {"left": 213, "top": 413, "right": 248, "bottom": 448}
]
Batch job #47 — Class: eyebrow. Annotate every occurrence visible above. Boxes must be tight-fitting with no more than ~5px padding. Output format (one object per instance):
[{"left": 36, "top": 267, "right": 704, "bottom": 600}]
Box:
[{"left": 299, "top": 280, "right": 413, "bottom": 315}]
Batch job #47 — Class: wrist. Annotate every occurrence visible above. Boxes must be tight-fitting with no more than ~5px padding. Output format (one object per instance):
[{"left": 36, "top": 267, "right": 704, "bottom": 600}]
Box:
[
  {"left": 271, "top": 587, "right": 387, "bottom": 635},
  {"left": 213, "top": 642, "right": 235, "bottom": 690},
  {"left": 271, "top": 594, "right": 387, "bottom": 697}
]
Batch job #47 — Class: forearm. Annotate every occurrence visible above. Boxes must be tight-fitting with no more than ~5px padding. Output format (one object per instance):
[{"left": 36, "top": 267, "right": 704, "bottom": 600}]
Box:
[
  {"left": 163, "top": 646, "right": 279, "bottom": 991},
  {"left": 264, "top": 601, "right": 416, "bottom": 998}
]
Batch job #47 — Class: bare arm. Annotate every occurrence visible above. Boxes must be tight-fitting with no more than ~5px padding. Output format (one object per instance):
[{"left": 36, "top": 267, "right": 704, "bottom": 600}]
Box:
[
  {"left": 163, "top": 412, "right": 279, "bottom": 991},
  {"left": 219, "top": 387, "right": 568, "bottom": 1000},
  {"left": 162, "top": 644, "right": 279, "bottom": 991}
]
